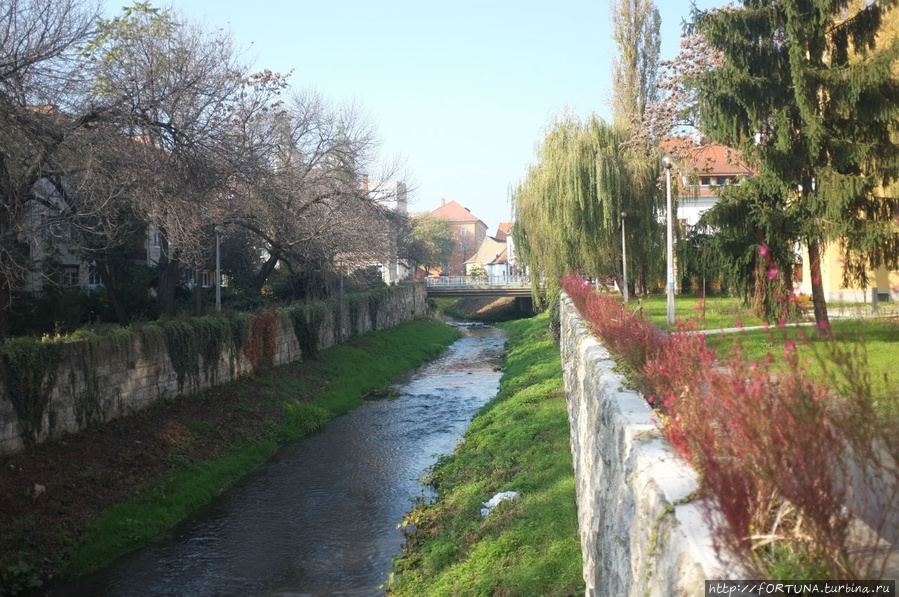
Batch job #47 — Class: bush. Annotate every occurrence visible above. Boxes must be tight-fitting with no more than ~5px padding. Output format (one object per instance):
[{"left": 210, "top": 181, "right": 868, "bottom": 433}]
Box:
[{"left": 561, "top": 274, "right": 899, "bottom": 579}]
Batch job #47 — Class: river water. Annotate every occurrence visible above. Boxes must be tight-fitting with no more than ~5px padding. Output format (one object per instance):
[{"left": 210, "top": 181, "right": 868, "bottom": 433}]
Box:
[{"left": 43, "top": 323, "right": 506, "bottom": 597}]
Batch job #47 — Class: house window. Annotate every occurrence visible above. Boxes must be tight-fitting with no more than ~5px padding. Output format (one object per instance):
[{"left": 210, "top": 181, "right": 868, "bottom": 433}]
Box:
[
  {"left": 88, "top": 265, "right": 103, "bottom": 288},
  {"left": 460, "top": 227, "right": 467, "bottom": 237},
  {"left": 717, "top": 176, "right": 728, "bottom": 185},
  {"left": 62, "top": 265, "right": 79, "bottom": 287},
  {"left": 700, "top": 177, "right": 711, "bottom": 186},
  {"left": 200, "top": 270, "right": 211, "bottom": 288}
]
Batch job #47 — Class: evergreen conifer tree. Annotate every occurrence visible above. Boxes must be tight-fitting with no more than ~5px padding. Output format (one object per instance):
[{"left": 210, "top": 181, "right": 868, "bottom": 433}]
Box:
[{"left": 690, "top": 0, "right": 899, "bottom": 336}]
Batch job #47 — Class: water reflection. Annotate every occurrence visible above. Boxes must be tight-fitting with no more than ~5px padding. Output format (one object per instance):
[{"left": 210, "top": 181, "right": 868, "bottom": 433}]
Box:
[{"left": 45, "top": 323, "right": 506, "bottom": 597}]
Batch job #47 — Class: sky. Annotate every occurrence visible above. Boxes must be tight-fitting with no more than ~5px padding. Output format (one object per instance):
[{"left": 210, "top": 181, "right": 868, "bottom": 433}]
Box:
[{"left": 156, "top": 0, "right": 718, "bottom": 234}]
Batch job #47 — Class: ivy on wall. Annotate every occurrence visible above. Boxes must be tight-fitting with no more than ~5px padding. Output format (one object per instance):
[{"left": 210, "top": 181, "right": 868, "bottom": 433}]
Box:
[
  {"left": 286, "top": 302, "right": 326, "bottom": 360},
  {"left": 155, "top": 316, "right": 231, "bottom": 391},
  {"left": 229, "top": 312, "right": 250, "bottom": 373},
  {"left": 0, "top": 338, "right": 63, "bottom": 447},
  {"left": 242, "top": 309, "right": 278, "bottom": 372},
  {"left": 69, "top": 327, "right": 134, "bottom": 427},
  {"left": 0, "top": 282, "right": 424, "bottom": 450},
  {"left": 193, "top": 317, "right": 230, "bottom": 383},
  {"left": 158, "top": 319, "right": 200, "bottom": 391},
  {"left": 347, "top": 294, "right": 364, "bottom": 335},
  {"left": 368, "top": 293, "right": 382, "bottom": 330}
]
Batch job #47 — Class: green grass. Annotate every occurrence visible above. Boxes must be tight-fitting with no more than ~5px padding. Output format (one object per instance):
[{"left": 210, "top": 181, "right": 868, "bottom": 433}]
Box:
[
  {"left": 639, "top": 293, "right": 768, "bottom": 330},
  {"left": 639, "top": 293, "right": 899, "bottom": 410},
  {"left": 387, "top": 313, "right": 584, "bottom": 597},
  {"left": 707, "top": 319, "right": 899, "bottom": 412},
  {"left": 64, "top": 319, "right": 461, "bottom": 577}
]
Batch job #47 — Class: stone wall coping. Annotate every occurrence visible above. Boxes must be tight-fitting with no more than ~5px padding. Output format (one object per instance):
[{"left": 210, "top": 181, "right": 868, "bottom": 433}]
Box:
[{"left": 560, "top": 292, "right": 733, "bottom": 596}]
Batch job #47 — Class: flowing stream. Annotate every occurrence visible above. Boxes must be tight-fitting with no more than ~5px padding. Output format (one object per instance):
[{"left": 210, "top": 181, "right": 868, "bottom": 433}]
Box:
[{"left": 43, "top": 322, "right": 507, "bottom": 597}]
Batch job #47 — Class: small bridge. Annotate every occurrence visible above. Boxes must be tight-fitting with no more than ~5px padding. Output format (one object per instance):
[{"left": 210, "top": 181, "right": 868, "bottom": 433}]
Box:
[
  {"left": 425, "top": 276, "right": 533, "bottom": 298},
  {"left": 425, "top": 276, "right": 539, "bottom": 314}
]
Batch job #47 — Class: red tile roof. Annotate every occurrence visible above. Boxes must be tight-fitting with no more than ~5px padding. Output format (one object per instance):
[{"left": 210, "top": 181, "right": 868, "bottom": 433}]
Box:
[
  {"left": 431, "top": 199, "right": 483, "bottom": 222},
  {"left": 495, "top": 222, "right": 514, "bottom": 240},
  {"left": 660, "top": 138, "right": 754, "bottom": 177}
]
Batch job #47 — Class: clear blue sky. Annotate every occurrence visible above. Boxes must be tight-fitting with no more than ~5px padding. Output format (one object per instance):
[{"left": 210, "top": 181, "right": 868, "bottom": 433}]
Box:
[{"left": 159, "top": 0, "right": 717, "bottom": 233}]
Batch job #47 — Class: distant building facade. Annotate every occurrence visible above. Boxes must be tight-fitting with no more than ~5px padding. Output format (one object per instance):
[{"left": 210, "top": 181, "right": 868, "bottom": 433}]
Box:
[
  {"left": 369, "top": 179, "right": 410, "bottom": 284},
  {"left": 430, "top": 199, "right": 488, "bottom": 275},
  {"left": 464, "top": 223, "right": 521, "bottom": 280},
  {"left": 663, "top": 138, "right": 755, "bottom": 228}
]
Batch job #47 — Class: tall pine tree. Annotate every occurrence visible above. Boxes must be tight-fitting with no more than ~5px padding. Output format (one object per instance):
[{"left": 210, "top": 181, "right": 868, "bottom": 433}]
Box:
[{"left": 690, "top": 0, "right": 899, "bottom": 336}]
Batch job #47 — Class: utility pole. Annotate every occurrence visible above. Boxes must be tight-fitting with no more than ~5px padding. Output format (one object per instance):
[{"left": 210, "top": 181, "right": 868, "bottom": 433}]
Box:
[
  {"left": 621, "top": 211, "right": 628, "bottom": 304},
  {"left": 662, "top": 155, "right": 675, "bottom": 326}
]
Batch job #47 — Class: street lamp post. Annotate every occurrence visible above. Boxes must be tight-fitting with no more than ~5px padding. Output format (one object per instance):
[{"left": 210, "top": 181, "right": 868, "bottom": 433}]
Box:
[
  {"left": 662, "top": 155, "right": 675, "bottom": 326},
  {"left": 620, "top": 211, "right": 628, "bottom": 305},
  {"left": 215, "top": 226, "right": 222, "bottom": 312}
]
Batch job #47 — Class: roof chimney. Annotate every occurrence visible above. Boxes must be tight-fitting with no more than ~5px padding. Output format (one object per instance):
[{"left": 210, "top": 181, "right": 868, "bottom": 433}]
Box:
[
  {"left": 363, "top": 174, "right": 369, "bottom": 194},
  {"left": 440, "top": 198, "right": 445, "bottom": 207}
]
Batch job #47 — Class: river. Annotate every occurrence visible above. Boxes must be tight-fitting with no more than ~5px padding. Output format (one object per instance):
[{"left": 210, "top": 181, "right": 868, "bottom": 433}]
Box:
[{"left": 42, "top": 322, "right": 507, "bottom": 597}]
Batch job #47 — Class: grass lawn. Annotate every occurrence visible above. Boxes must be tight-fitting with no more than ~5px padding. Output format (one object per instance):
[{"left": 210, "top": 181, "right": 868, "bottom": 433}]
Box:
[
  {"left": 707, "top": 319, "right": 899, "bottom": 414},
  {"left": 638, "top": 293, "right": 899, "bottom": 410},
  {"left": 638, "top": 293, "right": 768, "bottom": 330}
]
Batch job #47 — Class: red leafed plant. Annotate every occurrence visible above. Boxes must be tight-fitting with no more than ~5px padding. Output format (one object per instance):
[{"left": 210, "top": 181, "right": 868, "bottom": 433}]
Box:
[
  {"left": 561, "top": 273, "right": 898, "bottom": 578},
  {"left": 243, "top": 309, "right": 279, "bottom": 372}
]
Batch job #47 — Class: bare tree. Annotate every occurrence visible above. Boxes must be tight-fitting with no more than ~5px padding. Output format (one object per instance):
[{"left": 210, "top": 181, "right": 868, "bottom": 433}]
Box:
[
  {"left": 81, "top": 2, "right": 287, "bottom": 315},
  {"left": 227, "top": 90, "right": 402, "bottom": 294},
  {"left": 0, "top": 0, "right": 104, "bottom": 338}
]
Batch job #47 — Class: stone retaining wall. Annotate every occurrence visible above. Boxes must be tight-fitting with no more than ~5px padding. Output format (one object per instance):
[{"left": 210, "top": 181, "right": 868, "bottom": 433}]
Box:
[
  {"left": 559, "top": 293, "right": 731, "bottom": 596},
  {"left": 0, "top": 282, "right": 427, "bottom": 454}
]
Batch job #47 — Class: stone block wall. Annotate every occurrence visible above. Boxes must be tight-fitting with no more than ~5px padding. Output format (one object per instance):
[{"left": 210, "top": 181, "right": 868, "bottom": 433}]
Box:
[
  {"left": 0, "top": 282, "right": 427, "bottom": 454},
  {"left": 559, "top": 294, "right": 732, "bottom": 596}
]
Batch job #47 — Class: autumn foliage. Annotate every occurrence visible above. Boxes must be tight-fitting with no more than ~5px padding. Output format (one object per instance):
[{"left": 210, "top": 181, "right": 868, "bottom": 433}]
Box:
[{"left": 561, "top": 274, "right": 898, "bottom": 577}]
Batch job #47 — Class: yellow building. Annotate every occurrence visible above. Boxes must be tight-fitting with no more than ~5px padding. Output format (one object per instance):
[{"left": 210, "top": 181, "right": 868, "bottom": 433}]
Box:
[{"left": 799, "top": 245, "right": 899, "bottom": 303}]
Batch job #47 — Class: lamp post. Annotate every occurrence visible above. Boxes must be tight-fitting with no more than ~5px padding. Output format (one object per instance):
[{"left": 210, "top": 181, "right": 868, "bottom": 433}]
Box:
[
  {"left": 662, "top": 155, "right": 675, "bottom": 326},
  {"left": 620, "top": 211, "right": 628, "bottom": 305},
  {"left": 215, "top": 226, "right": 221, "bottom": 312}
]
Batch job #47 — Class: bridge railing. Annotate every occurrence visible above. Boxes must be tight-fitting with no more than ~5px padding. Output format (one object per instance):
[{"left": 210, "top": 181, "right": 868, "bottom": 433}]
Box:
[{"left": 425, "top": 274, "right": 531, "bottom": 287}]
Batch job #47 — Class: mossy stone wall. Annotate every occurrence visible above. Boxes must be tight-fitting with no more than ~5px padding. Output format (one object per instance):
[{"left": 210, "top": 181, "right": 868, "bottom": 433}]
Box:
[{"left": 0, "top": 282, "right": 426, "bottom": 454}]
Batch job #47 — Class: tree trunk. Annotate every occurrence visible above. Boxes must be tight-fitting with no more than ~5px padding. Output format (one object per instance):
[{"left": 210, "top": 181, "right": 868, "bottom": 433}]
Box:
[
  {"left": 252, "top": 248, "right": 281, "bottom": 295},
  {"left": 194, "top": 270, "right": 204, "bottom": 317},
  {"left": 157, "top": 238, "right": 179, "bottom": 317},
  {"left": 0, "top": 273, "right": 10, "bottom": 340},
  {"left": 782, "top": 256, "right": 794, "bottom": 295},
  {"left": 807, "top": 237, "right": 832, "bottom": 339},
  {"left": 752, "top": 260, "right": 766, "bottom": 319},
  {"left": 95, "top": 260, "right": 128, "bottom": 325}
]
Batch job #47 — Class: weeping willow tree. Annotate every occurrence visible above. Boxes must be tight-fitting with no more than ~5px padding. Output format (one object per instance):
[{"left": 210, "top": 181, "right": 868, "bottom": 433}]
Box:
[{"left": 513, "top": 113, "right": 661, "bottom": 301}]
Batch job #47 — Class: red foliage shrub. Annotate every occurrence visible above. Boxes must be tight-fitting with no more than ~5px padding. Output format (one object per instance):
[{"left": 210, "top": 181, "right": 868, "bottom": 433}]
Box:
[
  {"left": 560, "top": 273, "right": 898, "bottom": 577},
  {"left": 243, "top": 309, "right": 278, "bottom": 372}
]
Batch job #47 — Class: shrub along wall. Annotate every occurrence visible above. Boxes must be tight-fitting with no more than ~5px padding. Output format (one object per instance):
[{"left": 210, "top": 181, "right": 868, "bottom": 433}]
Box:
[
  {"left": 559, "top": 294, "right": 732, "bottom": 596},
  {"left": 0, "top": 282, "right": 426, "bottom": 454}
]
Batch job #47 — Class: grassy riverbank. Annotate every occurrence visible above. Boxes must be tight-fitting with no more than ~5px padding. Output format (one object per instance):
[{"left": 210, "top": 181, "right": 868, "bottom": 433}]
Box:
[
  {"left": 0, "top": 318, "right": 460, "bottom": 595},
  {"left": 387, "top": 312, "right": 584, "bottom": 597}
]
